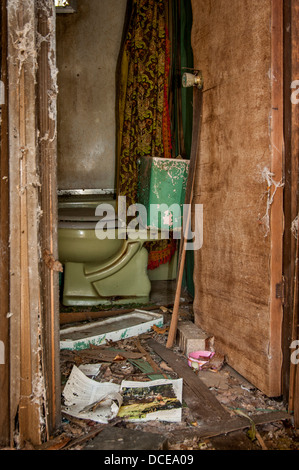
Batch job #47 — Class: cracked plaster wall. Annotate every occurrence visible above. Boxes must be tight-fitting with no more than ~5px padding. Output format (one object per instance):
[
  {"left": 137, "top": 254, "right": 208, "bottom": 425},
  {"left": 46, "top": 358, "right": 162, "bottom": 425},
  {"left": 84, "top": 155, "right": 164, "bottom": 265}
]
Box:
[{"left": 56, "top": 0, "right": 127, "bottom": 191}]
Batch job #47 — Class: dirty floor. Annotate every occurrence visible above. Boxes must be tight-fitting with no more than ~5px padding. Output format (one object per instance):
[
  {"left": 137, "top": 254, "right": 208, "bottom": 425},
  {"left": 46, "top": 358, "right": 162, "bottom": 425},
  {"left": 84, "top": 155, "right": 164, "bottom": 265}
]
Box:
[{"left": 12, "top": 282, "right": 299, "bottom": 451}]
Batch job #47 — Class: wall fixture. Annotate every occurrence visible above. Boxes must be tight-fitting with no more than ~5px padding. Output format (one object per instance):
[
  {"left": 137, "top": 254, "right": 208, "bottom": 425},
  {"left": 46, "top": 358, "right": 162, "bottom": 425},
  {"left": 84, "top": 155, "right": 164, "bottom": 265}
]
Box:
[
  {"left": 55, "top": 0, "right": 77, "bottom": 14},
  {"left": 182, "top": 69, "right": 204, "bottom": 90},
  {"left": 0, "top": 80, "right": 4, "bottom": 105}
]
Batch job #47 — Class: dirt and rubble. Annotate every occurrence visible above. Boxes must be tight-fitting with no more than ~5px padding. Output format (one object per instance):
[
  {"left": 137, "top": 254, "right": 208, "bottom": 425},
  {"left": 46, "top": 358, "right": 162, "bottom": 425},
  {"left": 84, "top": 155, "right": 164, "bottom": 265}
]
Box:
[
  {"left": 50, "top": 301, "right": 299, "bottom": 451},
  {"left": 2, "top": 296, "right": 297, "bottom": 451}
]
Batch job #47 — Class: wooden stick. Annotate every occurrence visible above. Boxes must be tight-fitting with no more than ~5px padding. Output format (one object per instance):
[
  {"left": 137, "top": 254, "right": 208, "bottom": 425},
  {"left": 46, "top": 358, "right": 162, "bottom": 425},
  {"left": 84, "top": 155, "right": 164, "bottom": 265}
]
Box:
[
  {"left": 166, "top": 220, "right": 189, "bottom": 349},
  {"left": 60, "top": 308, "right": 135, "bottom": 325},
  {"left": 134, "top": 339, "right": 168, "bottom": 380},
  {"left": 255, "top": 429, "right": 268, "bottom": 451},
  {"left": 166, "top": 86, "right": 203, "bottom": 348}
]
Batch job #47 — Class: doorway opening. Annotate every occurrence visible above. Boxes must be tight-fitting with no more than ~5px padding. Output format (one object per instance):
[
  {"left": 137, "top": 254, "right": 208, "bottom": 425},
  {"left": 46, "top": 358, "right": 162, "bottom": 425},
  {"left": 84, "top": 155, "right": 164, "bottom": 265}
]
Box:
[{"left": 56, "top": 0, "right": 195, "bottom": 322}]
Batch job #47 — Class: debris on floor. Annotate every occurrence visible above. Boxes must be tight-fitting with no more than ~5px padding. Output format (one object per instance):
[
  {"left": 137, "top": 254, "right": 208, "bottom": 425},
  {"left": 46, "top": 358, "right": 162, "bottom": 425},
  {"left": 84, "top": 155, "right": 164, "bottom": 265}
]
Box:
[
  {"left": 33, "top": 286, "right": 299, "bottom": 450},
  {"left": 62, "top": 364, "right": 183, "bottom": 424},
  {"left": 84, "top": 426, "right": 168, "bottom": 451},
  {"left": 57, "top": 322, "right": 298, "bottom": 451}
]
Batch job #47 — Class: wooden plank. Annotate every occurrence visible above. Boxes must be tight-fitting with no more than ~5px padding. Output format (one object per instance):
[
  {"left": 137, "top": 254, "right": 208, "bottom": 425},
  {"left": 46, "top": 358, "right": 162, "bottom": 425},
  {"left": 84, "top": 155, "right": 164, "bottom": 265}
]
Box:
[
  {"left": 282, "top": 0, "right": 294, "bottom": 405},
  {"left": 147, "top": 339, "right": 230, "bottom": 422},
  {"left": 36, "top": 0, "right": 61, "bottom": 437},
  {"left": 7, "top": 0, "right": 50, "bottom": 446},
  {"left": 191, "top": 0, "right": 283, "bottom": 397},
  {"left": 83, "top": 427, "right": 168, "bottom": 451},
  {"left": 269, "top": 0, "right": 284, "bottom": 398},
  {"left": 7, "top": 3, "right": 21, "bottom": 442},
  {"left": 287, "top": 0, "right": 299, "bottom": 421},
  {"left": 60, "top": 304, "right": 172, "bottom": 326},
  {"left": 294, "top": 363, "right": 299, "bottom": 428},
  {"left": 60, "top": 309, "right": 136, "bottom": 325},
  {"left": 0, "top": 0, "right": 10, "bottom": 447},
  {"left": 168, "top": 410, "right": 291, "bottom": 441}
]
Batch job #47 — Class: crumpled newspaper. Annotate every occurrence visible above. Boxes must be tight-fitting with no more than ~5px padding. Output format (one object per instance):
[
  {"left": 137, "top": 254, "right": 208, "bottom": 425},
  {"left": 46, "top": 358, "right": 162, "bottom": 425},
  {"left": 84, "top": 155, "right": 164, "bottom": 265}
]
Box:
[{"left": 62, "top": 365, "right": 123, "bottom": 424}]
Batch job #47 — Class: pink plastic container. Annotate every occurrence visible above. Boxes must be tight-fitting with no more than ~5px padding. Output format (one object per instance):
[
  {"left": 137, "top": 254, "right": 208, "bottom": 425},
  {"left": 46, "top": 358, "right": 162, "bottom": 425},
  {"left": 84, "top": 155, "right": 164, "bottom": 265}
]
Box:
[{"left": 188, "top": 351, "right": 215, "bottom": 370}]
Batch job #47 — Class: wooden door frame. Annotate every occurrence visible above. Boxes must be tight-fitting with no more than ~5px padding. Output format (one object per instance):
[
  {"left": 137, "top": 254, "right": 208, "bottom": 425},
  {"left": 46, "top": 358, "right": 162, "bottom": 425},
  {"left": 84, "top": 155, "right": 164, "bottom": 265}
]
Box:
[
  {"left": 0, "top": 0, "right": 10, "bottom": 448},
  {"left": 36, "top": 0, "right": 61, "bottom": 438},
  {"left": 5, "top": 0, "right": 60, "bottom": 447},
  {"left": 283, "top": 0, "right": 299, "bottom": 425},
  {"left": 270, "top": 0, "right": 284, "bottom": 398},
  {"left": 2, "top": 0, "right": 298, "bottom": 447}
]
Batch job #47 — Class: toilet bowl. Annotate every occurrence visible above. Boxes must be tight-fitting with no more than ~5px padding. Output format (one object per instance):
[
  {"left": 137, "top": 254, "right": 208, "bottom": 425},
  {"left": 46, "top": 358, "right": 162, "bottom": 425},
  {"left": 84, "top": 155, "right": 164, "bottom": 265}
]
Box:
[
  {"left": 58, "top": 194, "right": 152, "bottom": 306},
  {"left": 58, "top": 155, "right": 188, "bottom": 307}
]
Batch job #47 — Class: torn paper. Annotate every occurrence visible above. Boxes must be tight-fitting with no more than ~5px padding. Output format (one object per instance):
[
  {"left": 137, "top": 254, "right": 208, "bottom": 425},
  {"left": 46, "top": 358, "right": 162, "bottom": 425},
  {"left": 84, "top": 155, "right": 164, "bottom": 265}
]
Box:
[
  {"left": 78, "top": 363, "right": 101, "bottom": 379},
  {"left": 62, "top": 367, "right": 183, "bottom": 424},
  {"left": 118, "top": 378, "right": 183, "bottom": 423},
  {"left": 62, "top": 366, "right": 122, "bottom": 424}
]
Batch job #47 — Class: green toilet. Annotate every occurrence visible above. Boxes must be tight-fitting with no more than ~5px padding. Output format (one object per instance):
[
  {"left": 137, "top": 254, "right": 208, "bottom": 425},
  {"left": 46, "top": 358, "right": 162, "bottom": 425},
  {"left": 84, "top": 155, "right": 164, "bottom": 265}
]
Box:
[{"left": 58, "top": 157, "right": 189, "bottom": 307}]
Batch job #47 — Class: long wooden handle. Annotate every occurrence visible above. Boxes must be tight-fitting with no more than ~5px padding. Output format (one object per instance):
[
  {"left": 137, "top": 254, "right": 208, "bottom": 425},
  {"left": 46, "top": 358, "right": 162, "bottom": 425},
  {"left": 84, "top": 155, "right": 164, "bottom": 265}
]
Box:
[
  {"left": 166, "top": 87, "right": 203, "bottom": 349},
  {"left": 166, "top": 211, "right": 190, "bottom": 348}
]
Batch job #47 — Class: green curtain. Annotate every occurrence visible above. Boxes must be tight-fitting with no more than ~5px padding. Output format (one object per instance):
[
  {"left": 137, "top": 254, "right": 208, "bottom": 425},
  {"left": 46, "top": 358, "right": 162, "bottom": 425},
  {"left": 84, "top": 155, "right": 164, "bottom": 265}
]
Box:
[
  {"left": 116, "top": 0, "right": 194, "bottom": 280},
  {"left": 180, "top": 0, "right": 194, "bottom": 159},
  {"left": 116, "top": 0, "right": 176, "bottom": 270},
  {"left": 169, "top": 0, "right": 194, "bottom": 296}
]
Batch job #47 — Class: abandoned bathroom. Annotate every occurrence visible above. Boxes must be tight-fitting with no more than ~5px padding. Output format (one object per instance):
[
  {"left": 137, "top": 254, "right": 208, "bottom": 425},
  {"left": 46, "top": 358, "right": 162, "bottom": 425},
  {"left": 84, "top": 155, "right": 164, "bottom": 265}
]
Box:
[
  {"left": 56, "top": 0, "right": 195, "bottom": 311},
  {"left": 0, "top": 0, "right": 299, "bottom": 450}
]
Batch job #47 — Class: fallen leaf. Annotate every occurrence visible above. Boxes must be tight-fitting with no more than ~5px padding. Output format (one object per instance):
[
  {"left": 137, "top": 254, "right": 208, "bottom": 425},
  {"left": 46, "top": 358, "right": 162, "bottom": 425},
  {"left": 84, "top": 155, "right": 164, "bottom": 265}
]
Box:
[
  {"left": 159, "top": 361, "right": 173, "bottom": 372},
  {"left": 151, "top": 325, "right": 169, "bottom": 335},
  {"left": 159, "top": 306, "right": 171, "bottom": 313},
  {"left": 113, "top": 354, "right": 126, "bottom": 362},
  {"left": 42, "top": 436, "right": 71, "bottom": 451}
]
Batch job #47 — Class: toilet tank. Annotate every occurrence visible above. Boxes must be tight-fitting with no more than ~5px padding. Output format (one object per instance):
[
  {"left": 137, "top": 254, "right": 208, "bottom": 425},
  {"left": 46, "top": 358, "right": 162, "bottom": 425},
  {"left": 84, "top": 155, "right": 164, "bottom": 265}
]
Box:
[{"left": 137, "top": 156, "right": 189, "bottom": 231}]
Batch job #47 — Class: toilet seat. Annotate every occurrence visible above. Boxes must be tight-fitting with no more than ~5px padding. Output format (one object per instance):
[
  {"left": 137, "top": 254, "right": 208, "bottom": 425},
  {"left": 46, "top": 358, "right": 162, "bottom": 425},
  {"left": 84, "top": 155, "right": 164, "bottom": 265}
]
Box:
[{"left": 58, "top": 206, "right": 120, "bottom": 230}]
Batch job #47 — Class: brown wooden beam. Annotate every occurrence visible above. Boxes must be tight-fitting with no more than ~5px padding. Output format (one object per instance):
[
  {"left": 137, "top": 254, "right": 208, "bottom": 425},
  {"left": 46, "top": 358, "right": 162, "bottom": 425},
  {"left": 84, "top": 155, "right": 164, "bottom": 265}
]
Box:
[
  {"left": 288, "top": 1, "right": 299, "bottom": 424},
  {"left": 168, "top": 410, "right": 291, "bottom": 442},
  {"left": 282, "top": 0, "right": 293, "bottom": 405},
  {"left": 282, "top": 0, "right": 299, "bottom": 410},
  {"left": 294, "top": 362, "right": 299, "bottom": 427},
  {"left": 0, "top": 0, "right": 10, "bottom": 447},
  {"left": 36, "top": 0, "right": 61, "bottom": 437},
  {"left": 269, "top": 0, "right": 284, "bottom": 397},
  {"left": 7, "top": 0, "right": 59, "bottom": 447}
]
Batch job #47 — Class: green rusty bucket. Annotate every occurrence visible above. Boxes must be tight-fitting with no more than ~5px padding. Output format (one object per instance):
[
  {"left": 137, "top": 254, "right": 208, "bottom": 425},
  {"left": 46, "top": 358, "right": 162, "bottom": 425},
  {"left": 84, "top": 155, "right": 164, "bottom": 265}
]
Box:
[{"left": 137, "top": 156, "right": 189, "bottom": 231}]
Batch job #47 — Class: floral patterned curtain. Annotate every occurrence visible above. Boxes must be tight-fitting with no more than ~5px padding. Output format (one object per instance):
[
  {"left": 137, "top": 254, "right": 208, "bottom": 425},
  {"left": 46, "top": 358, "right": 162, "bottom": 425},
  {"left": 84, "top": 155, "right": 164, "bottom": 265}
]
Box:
[{"left": 116, "top": 0, "right": 176, "bottom": 270}]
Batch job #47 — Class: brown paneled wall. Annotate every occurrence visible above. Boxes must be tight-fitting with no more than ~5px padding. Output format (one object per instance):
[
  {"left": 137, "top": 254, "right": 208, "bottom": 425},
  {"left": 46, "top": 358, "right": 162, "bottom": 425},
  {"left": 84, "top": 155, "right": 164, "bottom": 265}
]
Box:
[
  {"left": 0, "top": 0, "right": 10, "bottom": 447},
  {"left": 191, "top": 0, "right": 284, "bottom": 397}
]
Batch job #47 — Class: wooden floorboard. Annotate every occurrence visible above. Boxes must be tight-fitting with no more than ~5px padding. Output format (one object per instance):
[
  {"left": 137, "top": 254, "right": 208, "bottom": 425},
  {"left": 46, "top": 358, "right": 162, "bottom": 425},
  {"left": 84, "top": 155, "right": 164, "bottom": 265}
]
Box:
[
  {"left": 147, "top": 339, "right": 291, "bottom": 441},
  {"left": 167, "top": 410, "right": 291, "bottom": 442},
  {"left": 147, "top": 339, "right": 230, "bottom": 423}
]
